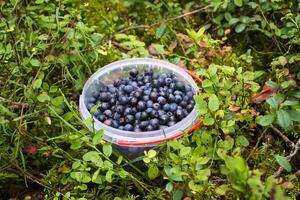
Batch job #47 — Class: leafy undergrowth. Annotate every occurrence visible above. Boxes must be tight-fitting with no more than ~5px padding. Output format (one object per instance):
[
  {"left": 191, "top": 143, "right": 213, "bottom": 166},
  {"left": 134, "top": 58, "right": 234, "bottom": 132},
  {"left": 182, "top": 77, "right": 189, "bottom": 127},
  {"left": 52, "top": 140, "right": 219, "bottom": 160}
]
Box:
[{"left": 0, "top": 0, "right": 299, "bottom": 199}]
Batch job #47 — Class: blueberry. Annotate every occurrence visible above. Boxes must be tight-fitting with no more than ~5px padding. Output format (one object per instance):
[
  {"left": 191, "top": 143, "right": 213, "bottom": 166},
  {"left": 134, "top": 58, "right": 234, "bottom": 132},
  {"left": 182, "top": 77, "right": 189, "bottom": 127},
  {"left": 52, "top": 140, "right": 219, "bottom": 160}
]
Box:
[
  {"left": 161, "top": 73, "right": 167, "bottom": 79},
  {"left": 158, "top": 77, "right": 164, "bottom": 86},
  {"left": 99, "top": 92, "right": 110, "bottom": 102},
  {"left": 164, "top": 78, "right": 172, "bottom": 85},
  {"left": 140, "top": 111, "right": 148, "bottom": 120},
  {"left": 153, "top": 103, "right": 161, "bottom": 110},
  {"left": 124, "top": 107, "right": 133, "bottom": 115},
  {"left": 167, "top": 88, "right": 173, "bottom": 93},
  {"left": 99, "top": 86, "right": 108, "bottom": 92},
  {"left": 130, "top": 97, "right": 138, "bottom": 106},
  {"left": 146, "top": 100, "right": 154, "bottom": 108},
  {"left": 104, "top": 110, "right": 113, "bottom": 118},
  {"left": 150, "top": 110, "right": 159, "bottom": 118},
  {"left": 169, "top": 115, "right": 176, "bottom": 122},
  {"left": 183, "top": 96, "right": 189, "bottom": 102},
  {"left": 137, "top": 101, "right": 146, "bottom": 111},
  {"left": 143, "top": 75, "right": 152, "bottom": 83},
  {"left": 186, "top": 91, "right": 194, "bottom": 99},
  {"left": 142, "top": 95, "right": 150, "bottom": 102},
  {"left": 174, "top": 90, "right": 182, "bottom": 95},
  {"left": 135, "top": 112, "right": 142, "bottom": 120},
  {"left": 88, "top": 96, "right": 97, "bottom": 103},
  {"left": 118, "top": 96, "right": 129, "bottom": 105},
  {"left": 97, "top": 114, "right": 106, "bottom": 122},
  {"left": 124, "top": 85, "right": 134, "bottom": 94},
  {"left": 133, "top": 90, "right": 143, "bottom": 99},
  {"left": 175, "top": 109, "right": 184, "bottom": 120},
  {"left": 100, "top": 102, "right": 110, "bottom": 111},
  {"left": 175, "top": 81, "right": 185, "bottom": 91},
  {"left": 140, "top": 121, "right": 149, "bottom": 129},
  {"left": 146, "top": 107, "right": 154, "bottom": 114},
  {"left": 125, "top": 114, "right": 135, "bottom": 124},
  {"left": 179, "top": 101, "right": 188, "bottom": 108},
  {"left": 109, "top": 97, "right": 116, "bottom": 105},
  {"left": 169, "top": 82, "right": 175, "bottom": 89},
  {"left": 144, "top": 67, "right": 153, "bottom": 76},
  {"left": 168, "top": 94, "right": 175, "bottom": 102},
  {"left": 134, "top": 125, "right": 142, "bottom": 132},
  {"left": 185, "top": 85, "right": 192, "bottom": 92},
  {"left": 119, "top": 126, "right": 124, "bottom": 130},
  {"left": 104, "top": 119, "right": 112, "bottom": 126},
  {"left": 159, "top": 91, "right": 168, "bottom": 98},
  {"left": 186, "top": 104, "right": 194, "bottom": 112},
  {"left": 130, "top": 68, "right": 139, "bottom": 77},
  {"left": 108, "top": 86, "right": 117, "bottom": 93},
  {"left": 152, "top": 79, "right": 160, "bottom": 88},
  {"left": 137, "top": 76, "right": 143, "bottom": 81},
  {"left": 87, "top": 103, "right": 95, "bottom": 110},
  {"left": 119, "top": 117, "right": 126, "bottom": 125},
  {"left": 167, "top": 121, "right": 176, "bottom": 126},
  {"left": 93, "top": 109, "right": 101, "bottom": 117},
  {"left": 112, "top": 120, "right": 119, "bottom": 128},
  {"left": 190, "top": 99, "right": 196, "bottom": 105},
  {"left": 146, "top": 125, "right": 154, "bottom": 131},
  {"left": 174, "top": 95, "right": 183, "bottom": 103},
  {"left": 92, "top": 91, "right": 100, "bottom": 98},
  {"left": 150, "top": 118, "right": 159, "bottom": 129},
  {"left": 115, "top": 105, "right": 125, "bottom": 114},
  {"left": 158, "top": 109, "right": 166, "bottom": 116},
  {"left": 124, "top": 124, "right": 134, "bottom": 131},
  {"left": 153, "top": 73, "right": 159, "bottom": 79},
  {"left": 150, "top": 92, "right": 158, "bottom": 101},
  {"left": 182, "top": 109, "right": 189, "bottom": 117},
  {"left": 170, "top": 103, "right": 178, "bottom": 112},
  {"left": 138, "top": 81, "right": 144, "bottom": 86},
  {"left": 163, "top": 104, "right": 170, "bottom": 111},
  {"left": 144, "top": 89, "right": 152, "bottom": 95},
  {"left": 160, "top": 114, "right": 170, "bottom": 125},
  {"left": 157, "top": 96, "right": 167, "bottom": 104},
  {"left": 113, "top": 113, "right": 121, "bottom": 120}
]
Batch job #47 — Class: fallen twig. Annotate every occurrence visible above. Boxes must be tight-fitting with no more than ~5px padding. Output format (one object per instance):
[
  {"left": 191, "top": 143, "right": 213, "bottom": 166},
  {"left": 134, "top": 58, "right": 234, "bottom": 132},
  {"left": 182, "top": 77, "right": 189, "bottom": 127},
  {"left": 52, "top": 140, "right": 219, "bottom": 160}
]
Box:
[
  {"left": 273, "top": 138, "right": 300, "bottom": 178},
  {"left": 270, "top": 125, "right": 294, "bottom": 148},
  {"left": 118, "top": 5, "right": 212, "bottom": 33}
]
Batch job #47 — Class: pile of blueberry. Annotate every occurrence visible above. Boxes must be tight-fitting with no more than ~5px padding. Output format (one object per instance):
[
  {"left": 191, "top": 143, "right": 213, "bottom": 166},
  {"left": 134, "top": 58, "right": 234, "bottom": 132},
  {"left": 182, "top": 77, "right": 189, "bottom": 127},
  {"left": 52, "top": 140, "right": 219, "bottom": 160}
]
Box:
[{"left": 87, "top": 67, "right": 195, "bottom": 132}]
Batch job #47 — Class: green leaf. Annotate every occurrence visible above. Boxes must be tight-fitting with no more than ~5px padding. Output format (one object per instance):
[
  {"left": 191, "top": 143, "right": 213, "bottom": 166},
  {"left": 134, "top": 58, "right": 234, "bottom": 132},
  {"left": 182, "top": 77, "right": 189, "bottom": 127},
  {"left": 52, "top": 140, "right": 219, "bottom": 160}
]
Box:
[
  {"left": 33, "top": 79, "right": 42, "bottom": 89},
  {"left": 83, "top": 151, "right": 103, "bottom": 166},
  {"left": 148, "top": 164, "right": 159, "bottom": 179},
  {"left": 103, "top": 143, "right": 112, "bottom": 157},
  {"left": 172, "top": 189, "right": 183, "bottom": 200},
  {"left": 265, "top": 81, "right": 279, "bottom": 89},
  {"left": 224, "top": 12, "right": 232, "bottom": 21},
  {"left": 208, "top": 64, "right": 217, "bottom": 76},
  {"left": 274, "top": 155, "right": 291, "bottom": 172},
  {"left": 234, "top": 0, "right": 243, "bottom": 7},
  {"left": 197, "top": 157, "right": 210, "bottom": 165},
  {"left": 266, "top": 94, "right": 285, "bottom": 109},
  {"left": 236, "top": 135, "right": 249, "bottom": 147},
  {"left": 92, "top": 169, "right": 100, "bottom": 182},
  {"left": 287, "top": 110, "right": 300, "bottom": 122},
  {"left": 208, "top": 94, "right": 220, "bottom": 112},
  {"left": 148, "top": 149, "right": 157, "bottom": 158},
  {"left": 196, "top": 168, "right": 211, "bottom": 181},
  {"left": 277, "top": 109, "right": 291, "bottom": 129},
  {"left": 92, "top": 130, "right": 103, "bottom": 145},
  {"left": 229, "top": 18, "right": 240, "bottom": 25},
  {"left": 72, "top": 160, "right": 81, "bottom": 169},
  {"left": 216, "top": 184, "right": 230, "bottom": 196},
  {"left": 30, "top": 59, "right": 40, "bottom": 67},
  {"left": 202, "top": 80, "right": 213, "bottom": 88},
  {"left": 204, "top": 117, "right": 215, "bottom": 125},
  {"left": 166, "top": 182, "right": 173, "bottom": 192},
  {"left": 235, "top": 23, "right": 246, "bottom": 33},
  {"left": 281, "top": 100, "right": 299, "bottom": 107},
  {"left": 37, "top": 93, "right": 50, "bottom": 102},
  {"left": 156, "top": 23, "right": 167, "bottom": 39},
  {"left": 180, "top": 147, "right": 191, "bottom": 157},
  {"left": 256, "top": 114, "right": 275, "bottom": 126}
]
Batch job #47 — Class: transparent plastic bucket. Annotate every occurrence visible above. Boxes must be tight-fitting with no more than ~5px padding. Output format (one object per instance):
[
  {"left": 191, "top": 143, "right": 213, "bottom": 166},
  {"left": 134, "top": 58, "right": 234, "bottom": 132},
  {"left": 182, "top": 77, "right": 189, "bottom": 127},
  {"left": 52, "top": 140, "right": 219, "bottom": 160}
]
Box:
[{"left": 79, "top": 58, "right": 202, "bottom": 158}]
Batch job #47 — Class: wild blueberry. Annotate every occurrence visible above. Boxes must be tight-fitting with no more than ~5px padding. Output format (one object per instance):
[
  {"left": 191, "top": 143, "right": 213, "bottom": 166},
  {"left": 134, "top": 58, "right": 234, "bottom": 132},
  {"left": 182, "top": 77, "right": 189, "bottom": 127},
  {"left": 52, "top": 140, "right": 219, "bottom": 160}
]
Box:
[
  {"left": 169, "top": 82, "right": 175, "bottom": 90},
  {"left": 185, "top": 85, "right": 192, "bottom": 92},
  {"left": 170, "top": 103, "right": 178, "bottom": 112},
  {"left": 167, "top": 121, "right": 176, "bottom": 126},
  {"left": 158, "top": 109, "right": 166, "bottom": 116},
  {"left": 182, "top": 109, "right": 189, "bottom": 117},
  {"left": 186, "top": 91, "right": 194, "bottom": 99},
  {"left": 133, "top": 90, "right": 143, "bottom": 99},
  {"left": 140, "top": 121, "right": 149, "bottom": 129},
  {"left": 146, "top": 107, "right": 154, "bottom": 114},
  {"left": 88, "top": 97, "right": 97, "bottom": 104},
  {"left": 143, "top": 75, "right": 151, "bottom": 83},
  {"left": 108, "top": 86, "right": 117, "bottom": 94},
  {"left": 150, "top": 118, "right": 159, "bottom": 129},
  {"left": 175, "top": 109, "right": 184, "bottom": 120},
  {"left": 124, "top": 85, "right": 134, "bottom": 94},
  {"left": 163, "top": 104, "right": 170, "bottom": 111},
  {"left": 157, "top": 96, "right": 167, "bottom": 104},
  {"left": 104, "top": 119, "right": 112, "bottom": 126},
  {"left": 125, "top": 114, "right": 135, "bottom": 124},
  {"left": 99, "top": 92, "right": 110, "bottom": 102},
  {"left": 130, "top": 68, "right": 139, "bottom": 77},
  {"left": 152, "top": 73, "right": 159, "bottom": 79},
  {"left": 92, "top": 91, "right": 100, "bottom": 98},
  {"left": 113, "top": 113, "right": 121, "bottom": 120},
  {"left": 140, "top": 111, "right": 148, "bottom": 120},
  {"left": 175, "top": 81, "right": 185, "bottom": 91},
  {"left": 112, "top": 120, "right": 119, "bottom": 128},
  {"left": 179, "top": 101, "right": 188, "bottom": 108},
  {"left": 158, "top": 77, "right": 164, "bottom": 86},
  {"left": 164, "top": 77, "right": 172, "bottom": 85},
  {"left": 146, "top": 100, "right": 154, "bottom": 108},
  {"left": 144, "top": 67, "right": 153, "bottom": 75},
  {"left": 87, "top": 103, "right": 95, "bottom": 110},
  {"left": 144, "top": 89, "right": 151, "bottom": 95},
  {"left": 169, "top": 115, "right": 176, "bottom": 122},
  {"left": 119, "top": 126, "right": 124, "bottom": 130},
  {"left": 150, "top": 92, "right": 158, "bottom": 101},
  {"left": 97, "top": 114, "right": 106, "bottom": 122},
  {"left": 124, "top": 107, "right": 133, "bottom": 115},
  {"left": 109, "top": 97, "right": 116, "bottom": 105},
  {"left": 119, "top": 117, "right": 126, "bottom": 125},
  {"left": 104, "top": 110, "right": 113, "bottom": 118},
  {"left": 186, "top": 104, "right": 194, "bottom": 112},
  {"left": 118, "top": 96, "right": 129, "bottom": 105},
  {"left": 100, "top": 102, "right": 110, "bottom": 111},
  {"left": 150, "top": 110, "right": 159, "bottom": 118},
  {"left": 168, "top": 94, "right": 175, "bottom": 102},
  {"left": 146, "top": 125, "right": 154, "bottom": 131},
  {"left": 174, "top": 95, "right": 183, "bottom": 103},
  {"left": 135, "top": 112, "right": 142, "bottom": 120},
  {"left": 99, "top": 86, "right": 108, "bottom": 92},
  {"left": 183, "top": 96, "right": 189, "bottom": 102},
  {"left": 161, "top": 73, "right": 167, "bottom": 79},
  {"left": 137, "top": 101, "right": 146, "bottom": 111},
  {"left": 152, "top": 79, "right": 160, "bottom": 88},
  {"left": 142, "top": 95, "right": 150, "bottom": 102},
  {"left": 153, "top": 103, "right": 161, "bottom": 110},
  {"left": 190, "top": 99, "right": 195, "bottom": 105},
  {"left": 124, "top": 124, "right": 134, "bottom": 131},
  {"left": 160, "top": 114, "right": 170, "bottom": 125},
  {"left": 130, "top": 97, "right": 138, "bottom": 106},
  {"left": 115, "top": 105, "right": 124, "bottom": 114}
]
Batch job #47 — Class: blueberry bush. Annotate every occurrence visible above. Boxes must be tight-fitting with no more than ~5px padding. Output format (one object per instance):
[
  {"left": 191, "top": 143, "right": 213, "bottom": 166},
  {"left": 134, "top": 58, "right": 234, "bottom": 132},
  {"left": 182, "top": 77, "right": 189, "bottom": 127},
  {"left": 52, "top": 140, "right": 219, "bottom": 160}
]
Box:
[{"left": 0, "top": 0, "right": 299, "bottom": 199}]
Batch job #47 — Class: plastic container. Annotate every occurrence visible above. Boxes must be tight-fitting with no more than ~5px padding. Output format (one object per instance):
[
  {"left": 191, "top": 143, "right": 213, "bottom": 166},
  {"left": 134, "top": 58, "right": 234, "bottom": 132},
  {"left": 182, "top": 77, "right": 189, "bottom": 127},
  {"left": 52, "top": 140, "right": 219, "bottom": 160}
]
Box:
[{"left": 79, "top": 58, "right": 202, "bottom": 158}]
